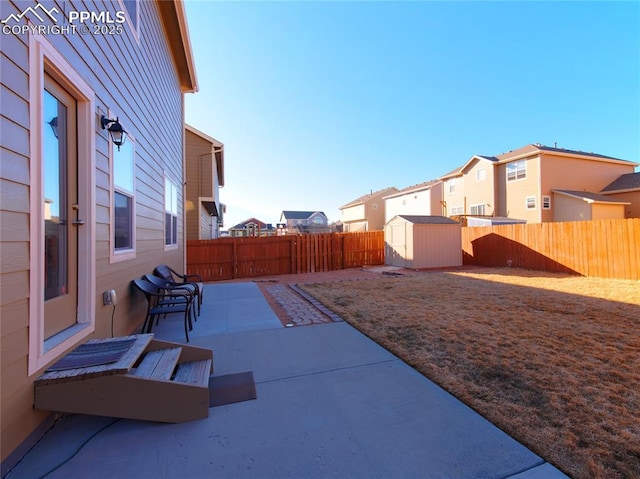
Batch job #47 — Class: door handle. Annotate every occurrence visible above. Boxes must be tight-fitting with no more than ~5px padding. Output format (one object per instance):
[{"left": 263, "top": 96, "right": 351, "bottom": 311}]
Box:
[{"left": 72, "top": 219, "right": 85, "bottom": 226}]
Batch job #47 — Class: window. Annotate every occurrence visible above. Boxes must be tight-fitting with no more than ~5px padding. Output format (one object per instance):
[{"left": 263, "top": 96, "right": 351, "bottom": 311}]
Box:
[
  {"left": 542, "top": 196, "right": 551, "bottom": 209},
  {"left": 476, "top": 168, "right": 486, "bottom": 181},
  {"left": 165, "top": 176, "right": 178, "bottom": 247},
  {"left": 507, "top": 160, "right": 526, "bottom": 181},
  {"left": 470, "top": 204, "right": 486, "bottom": 215},
  {"left": 121, "top": 0, "right": 139, "bottom": 35},
  {"left": 112, "top": 136, "right": 135, "bottom": 259},
  {"left": 448, "top": 179, "right": 456, "bottom": 194},
  {"left": 526, "top": 196, "right": 536, "bottom": 209},
  {"left": 450, "top": 206, "right": 464, "bottom": 215}
]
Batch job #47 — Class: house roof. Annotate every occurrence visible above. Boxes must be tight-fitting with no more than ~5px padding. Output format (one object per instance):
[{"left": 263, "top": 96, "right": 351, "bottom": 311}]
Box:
[
  {"left": 230, "top": 218, "right": 269, "bottom": 230},
  {"left": 552, "top": 190, "right": 631, "bottom": 205},
  {"left": 392, "top": 215, "right": 460, "bottom": 225},
  {"left": 185, "top": 124, "right": 225, "bottom": 186},
  {"left": 340, "top": 187, "right": 398, "bottom": 209},
  {"left": 497, "top": 144, "right": 637, "bottom": 165},
  {"left": 383, "top": 181, "right": 439, "bottom": 199},
  {"left": 600, "top": 172, "right": 640, "bottom": 193},
  {"left": 157, "top": 0, "right": 198, "bottom": 93},
  {"left": 438, "top": 155, "right": 498, "bottom": 180},
  {"left": 281, "top": 211, "right": 327, "bottom": 220}
]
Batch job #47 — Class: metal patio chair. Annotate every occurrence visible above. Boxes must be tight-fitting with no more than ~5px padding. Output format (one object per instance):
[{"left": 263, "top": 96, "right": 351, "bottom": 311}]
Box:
[
  {"left": 154, "top": 265, "right": 204, "bottom": 315},
  {"left": 132, "top": 278, "right": 194, "bottom": 342}
]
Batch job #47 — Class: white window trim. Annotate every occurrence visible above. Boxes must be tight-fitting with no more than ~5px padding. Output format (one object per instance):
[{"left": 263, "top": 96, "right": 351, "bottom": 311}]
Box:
[
  {"left": 164, "top": 173, "right": 179, "bottom": 250},
  {"left": 470, "top": 204, "right": 486, "bottom": 215},
  {"left": 448, "top": 179, "right": 456, "bottom": 194},
  {"left": 118, "top": 0, "right": 140, "bottom": 44},
  {"left": 109, "top": 127, "right": 136, "bottom": 263},
  {"left": 526, "top": 196, "right": 537, "bottom": 209},
  {"left": 542, "top": 195, "right": 551, "bottom": 209},
  {"left": 28, "top": 31, "right": 96, "bottom": 375},
  {"left": 476, "top": 168, "right": 486, "bottom": 181},
  {"left": 507, "top": 160, "right": 527, "bottom": 182}
]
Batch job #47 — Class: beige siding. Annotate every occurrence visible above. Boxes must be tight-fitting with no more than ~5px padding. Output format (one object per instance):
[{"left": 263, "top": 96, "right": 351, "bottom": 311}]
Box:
[
  {"left": 499, "top": 156, "right": 540, "bottom": 222},
  {"left": 462, "top": 160, "right": 495, "bottom": 216},
  {"left": 384, "top": 218, "right": 462, "bottom": 269},
  {"left": 185, "top": 129, "right": 215, "bottom": 240},
  {"left": 443, "top": 176, "right": 465, "bottom": 215},
  {"left": 592, "top": 203, "right": 626, "bottom": 220},
  {"left": 385, "top": 187, "right": 440, "bottom": 222},
  {"left": 412, "top": 224, "right": 462, "bottom": 268},
  {"left": 363, "top": 198, "right": 385, "bottom": 230},
  {"left": 341, "top": 204, "right": 365, "bottom": 222},
  {"left": 602, "top": 191, "right": 640, "bottom": 218},
  {"left": 540, "top": 154, "right": 635, "bottom": 222},
  {"left": 1, "top": 0, "right": 189, "bottom": 465}
]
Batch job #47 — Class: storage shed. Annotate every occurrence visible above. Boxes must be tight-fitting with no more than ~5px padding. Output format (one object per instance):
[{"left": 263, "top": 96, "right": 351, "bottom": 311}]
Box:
[{"left": 385, "top": 215, "right": 462, "bottom": 269}]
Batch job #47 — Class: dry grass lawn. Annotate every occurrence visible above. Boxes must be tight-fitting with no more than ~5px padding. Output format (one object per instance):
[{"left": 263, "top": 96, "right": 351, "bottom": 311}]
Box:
[{"left": 299, "top": 267, "right": 640, "bottom": 479}]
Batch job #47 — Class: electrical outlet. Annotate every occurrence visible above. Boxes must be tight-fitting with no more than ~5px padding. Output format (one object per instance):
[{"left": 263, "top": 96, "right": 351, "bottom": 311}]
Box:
[{"left": 103, "top": 289, "right": 117, "bottom": 305}]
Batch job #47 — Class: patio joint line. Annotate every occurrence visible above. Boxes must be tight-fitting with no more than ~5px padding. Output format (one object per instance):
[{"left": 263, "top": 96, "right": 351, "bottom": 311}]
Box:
[
  {"left": 254, "top": 358, "right": 400, "bottom": 385},
  {"left": 499, "top": 459, "right": 548, "bottom": 479}
]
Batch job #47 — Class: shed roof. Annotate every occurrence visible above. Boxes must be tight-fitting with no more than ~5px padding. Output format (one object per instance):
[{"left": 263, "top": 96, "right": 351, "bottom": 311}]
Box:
[{"left": 392, "top": 215, "right": 460, "bottom": 225}]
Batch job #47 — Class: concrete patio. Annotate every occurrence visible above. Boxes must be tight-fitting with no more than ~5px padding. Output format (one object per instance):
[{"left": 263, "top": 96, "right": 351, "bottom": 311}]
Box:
[{"left": 6, "top": 281, "right": 568, "bottom": 478}]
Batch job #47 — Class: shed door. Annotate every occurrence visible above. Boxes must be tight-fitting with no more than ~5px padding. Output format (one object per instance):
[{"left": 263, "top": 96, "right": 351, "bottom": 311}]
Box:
[{"left": 387, "top": 223, "right": 407, "bottom": 267}]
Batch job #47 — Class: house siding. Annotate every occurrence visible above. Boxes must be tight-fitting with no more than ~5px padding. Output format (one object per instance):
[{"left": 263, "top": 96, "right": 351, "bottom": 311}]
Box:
[
  {"left": 601, "top": 191, "right": 640, "bottom": 218},
  {"left": 385, "top": 186, "right": 441, "bottom": 223},
  {"left": 539, "top": 153, "right": 635, "bottom": 222},
  {"left": 442, "top": 175, "right": 465, "bottom": 215},
  {"left": 462, "top": 160, "right": 495, "bottom": 216},
  {"left": 554, "top": 194, "right": 592, "bottom": 221},
  {"left": 498, "top": 156, "right": 541, "bottom": 222},
  {"left": 1, "top": 0, "right": 189, "bottom": 466},
  {"left": 185, "top": 128, "right": 217, "bottom": 240},
  {"left": 363, "top": 198, "right": 385, "bottom": 230},
  {"left": 341, "top": 204, "right": 365, "bottom": 223},
  {"left": 592, "top": 203, "right": 626, "bottom": 220}
]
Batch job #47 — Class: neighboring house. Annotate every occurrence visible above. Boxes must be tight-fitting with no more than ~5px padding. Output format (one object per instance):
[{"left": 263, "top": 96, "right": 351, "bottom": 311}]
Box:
[
  {"left": 600, "top": 172, "right": 640, "bottom": 218},
  {"left": 384, "top": 181, "right": 443, "bottom": 223},
  {"left": 185, "top": 124, "right": 225, "bottom": 240},
  {"left": 438, "top": 144, "right": 638, "bottom": 223},
  {"left": 340, "top": 186, "right": 398, "bottom": 232},
  {"left": 228, "top": 218, "right": 278, "bottom": 237},
  {"left": 280, "top": 211, "right": 330, "bottom": 234},
  {"left": 552, "top": 190, "right": 631, "bottom": 222},
  {"left": 0, "top": 0, "right": 197, "bottom": 471},
  {"left": 439, "top": 155, "right": 500, "bottom": 217}
]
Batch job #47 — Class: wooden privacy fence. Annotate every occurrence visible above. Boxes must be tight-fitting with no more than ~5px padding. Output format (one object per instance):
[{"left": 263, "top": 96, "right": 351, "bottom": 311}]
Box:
[
  {"left": 461, "top": 218, "right": 640, "bottom": 280},
  {"left": 187, "top": 231, "right": 385, "bottom": 281}
]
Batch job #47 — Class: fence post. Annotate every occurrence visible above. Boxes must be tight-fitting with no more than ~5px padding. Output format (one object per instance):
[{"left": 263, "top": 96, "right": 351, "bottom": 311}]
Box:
[{"left": 232, "top": 240, "right": 237, "bottom": 279}]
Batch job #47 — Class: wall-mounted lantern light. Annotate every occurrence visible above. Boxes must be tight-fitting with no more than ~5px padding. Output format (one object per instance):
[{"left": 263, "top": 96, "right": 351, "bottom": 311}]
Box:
[
  {"left": 47, "top": 117, "right": 58, "bottom": 139},
  {"left": 101, "top": 115, "right": 128, "bottom": 151}
]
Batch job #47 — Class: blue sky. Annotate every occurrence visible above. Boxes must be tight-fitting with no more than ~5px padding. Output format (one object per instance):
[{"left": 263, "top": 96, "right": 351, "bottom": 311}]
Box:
[{"left": 183, "top": 1, "right": 640, "bottom": 229}]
